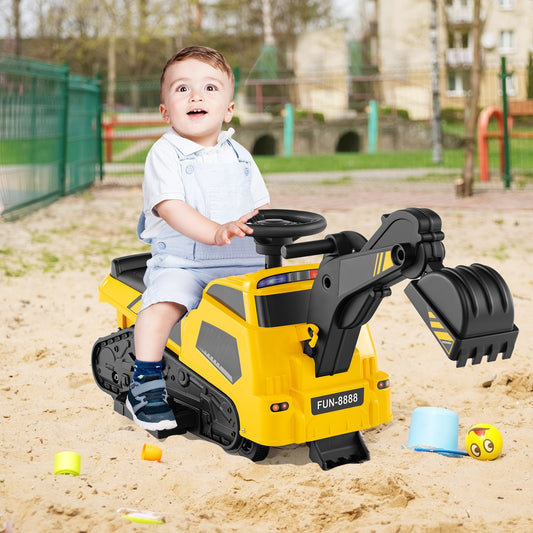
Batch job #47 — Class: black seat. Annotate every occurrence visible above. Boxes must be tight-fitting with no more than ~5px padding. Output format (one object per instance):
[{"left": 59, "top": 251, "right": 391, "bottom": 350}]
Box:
[{"left": 110, "top": 253, "right": 150, "bottom": 293}]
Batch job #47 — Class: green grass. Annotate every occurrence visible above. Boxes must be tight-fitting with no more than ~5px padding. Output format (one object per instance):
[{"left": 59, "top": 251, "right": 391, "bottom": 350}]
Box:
[
  {"left": 441, "top": 122, "right": 465, "bottom": 136},
  {"left": 107, "top": 137, "right": 533, "bottom": 175},
  {"left": 1, "top": 138, "right": 61, "bottom": 164},
  {"left": 4, "top": 127, "right": 532, "bottom": 178},
  {"left": 105, "top": 144, "right": 533, "bottom": 187},
  {"left": 254, "top": 151, "right": 467, "bottom": 173},
  {"left": 111, "top": 145, "right": 469, "bottom": 170},
  {"left": 484, "top": 244, "right": 511, "bottom": 261}
]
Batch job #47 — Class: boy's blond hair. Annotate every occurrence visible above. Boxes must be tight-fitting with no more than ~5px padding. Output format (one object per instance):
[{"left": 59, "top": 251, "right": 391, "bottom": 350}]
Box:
[{"left": 160, "top": 46, "right": 234, "bottom": 100}]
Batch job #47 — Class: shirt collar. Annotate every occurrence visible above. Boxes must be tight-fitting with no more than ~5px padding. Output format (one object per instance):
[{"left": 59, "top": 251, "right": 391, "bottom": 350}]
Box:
[{"left": 164, "top": 127, "right": 235, "bottom": 155}]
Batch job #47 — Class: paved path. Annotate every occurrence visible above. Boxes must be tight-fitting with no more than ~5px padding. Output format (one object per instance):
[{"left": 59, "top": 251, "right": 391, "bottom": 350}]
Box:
[
  {"left": 265, "top": 170, "right": 533, "bottom": 211},
  {"left": 100, "top": 166, "right": 533, "bottom": 211}
]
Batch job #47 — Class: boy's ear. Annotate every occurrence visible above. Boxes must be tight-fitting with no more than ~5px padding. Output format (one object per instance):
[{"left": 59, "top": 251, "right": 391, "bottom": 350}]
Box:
[
  {"left": 160, "top": 104, "right": 171, "bottom": 124},
  {"left": 224, "top": 101, "right": 235, "bottom": 123}
]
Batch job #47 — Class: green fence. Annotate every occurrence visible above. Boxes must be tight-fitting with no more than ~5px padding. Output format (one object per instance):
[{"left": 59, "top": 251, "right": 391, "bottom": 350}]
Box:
[{"left": 0, "top": 56, "right": 102, "bottom": 217}]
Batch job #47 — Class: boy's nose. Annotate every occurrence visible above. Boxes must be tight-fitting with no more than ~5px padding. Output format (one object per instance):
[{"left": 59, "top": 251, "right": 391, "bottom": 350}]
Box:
[{"left": 190, "top": 89, "right": 204, "bottom": 101}]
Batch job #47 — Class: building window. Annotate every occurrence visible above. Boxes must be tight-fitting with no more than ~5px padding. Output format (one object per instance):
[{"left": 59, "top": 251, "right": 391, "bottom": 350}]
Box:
[
  {"left": 447, "top": 71, "right": 471, "bottom": 96},
  {"left": 499, "top": 30, "right": 515, "bottom": 52},
  {"left": 448, "top": 30, "right": 470, "bottom": 49},
  {"left": 499, "top": 73, "right": 517, "bottom": 96},
  {"left": 446, "top": 0, "right": 471, "bottom": 7},
  {"left": 498, "top": 0, "right": 514, "bottom": 9}
]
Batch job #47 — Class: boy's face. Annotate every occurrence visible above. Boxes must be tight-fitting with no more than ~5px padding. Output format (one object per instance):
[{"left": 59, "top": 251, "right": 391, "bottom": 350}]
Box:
[{"left": 159, "top": 58, "right": 235, "bottom": 147}]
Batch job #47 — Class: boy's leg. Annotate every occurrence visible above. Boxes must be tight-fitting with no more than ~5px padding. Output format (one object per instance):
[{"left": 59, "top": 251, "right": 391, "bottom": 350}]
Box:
[
  {"left": 127, "top": 301, "right": 186, "bottom": 431},
  {"left": 134, "top": 301, "right": 186, "bottom": 362}
]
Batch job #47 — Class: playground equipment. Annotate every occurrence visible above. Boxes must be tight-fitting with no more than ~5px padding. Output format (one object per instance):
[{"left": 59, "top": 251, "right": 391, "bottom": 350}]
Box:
[
  {"left": 478, "top": 102, "right": 533, "bottom": 185},
  {"left": 92, "top": 208, "right": 518, "bottom": 470},
  {"left": 101, "top": 115, "right": 166, "bottom": 163}
]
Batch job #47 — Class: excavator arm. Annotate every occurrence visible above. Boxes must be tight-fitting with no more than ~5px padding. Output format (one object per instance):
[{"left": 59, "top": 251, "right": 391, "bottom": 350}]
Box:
[{"left": 282, "top": 208, "right": 518, "bottom": 377}]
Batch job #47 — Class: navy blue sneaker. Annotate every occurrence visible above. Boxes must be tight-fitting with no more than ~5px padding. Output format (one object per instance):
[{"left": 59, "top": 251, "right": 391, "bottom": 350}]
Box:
[{"left": 126, "top": 375, "right": 177, "bottom": 431}]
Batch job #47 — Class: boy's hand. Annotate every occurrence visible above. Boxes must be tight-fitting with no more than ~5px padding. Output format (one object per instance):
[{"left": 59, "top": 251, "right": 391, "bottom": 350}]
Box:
[
  {"left": 157, "top": 199, "right": 264, "bottom": 247},
  {"left": 214, "top": 210, "right": 258, "bottom": 246}
]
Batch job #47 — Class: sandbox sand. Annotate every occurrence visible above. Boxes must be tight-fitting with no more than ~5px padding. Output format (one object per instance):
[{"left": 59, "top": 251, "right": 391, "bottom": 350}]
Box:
[{"left": 1, "top": 174, "right": 532, "bottom": 532}]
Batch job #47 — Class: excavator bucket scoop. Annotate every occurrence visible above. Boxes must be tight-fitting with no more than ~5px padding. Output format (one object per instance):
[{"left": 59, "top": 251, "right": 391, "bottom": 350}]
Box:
[{"left": 405, "top": 263, "right": 518, "bottom": 367}]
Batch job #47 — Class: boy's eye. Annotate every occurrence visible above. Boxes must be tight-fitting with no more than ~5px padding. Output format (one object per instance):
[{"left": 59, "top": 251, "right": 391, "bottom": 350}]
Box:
[
  {"left": 177, "top": 85, "right": 188, "bottom": 92},
  {"left": 205, "top": 84, "right": 217, "bottom": 92}
]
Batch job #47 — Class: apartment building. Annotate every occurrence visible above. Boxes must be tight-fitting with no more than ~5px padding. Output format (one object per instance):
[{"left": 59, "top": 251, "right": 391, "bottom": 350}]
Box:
[{"left": 373, "top": 0, "right": 533, "bottom": 119}]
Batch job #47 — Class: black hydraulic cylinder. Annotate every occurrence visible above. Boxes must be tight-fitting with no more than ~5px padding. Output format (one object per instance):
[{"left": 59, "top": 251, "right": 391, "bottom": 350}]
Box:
[{"left": 282, "top": 238, "right": 336, "bottom": 259}]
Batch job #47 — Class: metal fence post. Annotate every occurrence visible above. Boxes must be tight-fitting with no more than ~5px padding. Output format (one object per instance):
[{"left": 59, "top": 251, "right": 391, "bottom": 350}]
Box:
[
  {"left": 96, "top": 73, "right": 104, "bottom": 181},
  {"left": 59, "top": 63, "right": 69, "bottom": 197},
  {"left": 367, "top": 100, "right": 378, "bottom": 154},
  {"left": 500, "top": 56, "right": 512, "bottom": 189},
  {"left": 283, "top": 103, "right": 294, "bottom": 156}
]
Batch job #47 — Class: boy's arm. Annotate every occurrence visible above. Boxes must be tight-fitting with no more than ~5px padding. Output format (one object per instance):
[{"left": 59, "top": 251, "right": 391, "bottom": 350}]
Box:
[{"left": 156, "top": 199, "right": 257, "bottom": 246}]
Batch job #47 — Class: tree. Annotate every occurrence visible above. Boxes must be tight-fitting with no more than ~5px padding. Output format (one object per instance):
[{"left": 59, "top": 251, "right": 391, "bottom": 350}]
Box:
[
  {"left": 13, "top": 0, "right": 21, "bottom": 55},
  {"left": 429, "top": 0, "right": 443, "bottom": 164},
  {"left": 2, "top": 0, "right": 335, "bottom": 91},
  {"left": 459, "top": 0, "right": 483, "bottom": 198},
  {"left": 1, "top": 0, "right": 23, "bottom": 55},
  {"left": 527, "top": 52, "right": 533, "bottom": 100},
  {"left": 209, "top": 0, "right": 333, "bottom": 70}
]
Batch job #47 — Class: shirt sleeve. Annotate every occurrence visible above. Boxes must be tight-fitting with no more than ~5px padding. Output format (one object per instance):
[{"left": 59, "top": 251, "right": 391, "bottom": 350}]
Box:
[{"left": 143, "top": 137, "right": 185, "bottom": 216}]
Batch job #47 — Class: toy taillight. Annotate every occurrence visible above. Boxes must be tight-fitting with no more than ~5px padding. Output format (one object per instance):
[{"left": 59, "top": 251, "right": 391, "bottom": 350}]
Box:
[
  {"left": 257, "top": 273, "right": 288, "bottom": 288},
  {"left": 377, "top": 379, "right": 390, "bottom": 390},
  {"left": 257, "top": 269, "right": 318, "bottom": 288},
  {"left": 271, "top": 402, "right": 289, "bottom": 412}
]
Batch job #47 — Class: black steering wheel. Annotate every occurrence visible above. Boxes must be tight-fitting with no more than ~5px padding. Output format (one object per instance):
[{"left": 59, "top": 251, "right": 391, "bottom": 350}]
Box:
[{"left": 247, "top": 209, "right": 327, "bottom": 268}]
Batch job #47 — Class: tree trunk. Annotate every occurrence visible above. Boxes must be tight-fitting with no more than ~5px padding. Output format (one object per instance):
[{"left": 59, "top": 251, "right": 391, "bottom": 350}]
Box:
[
  {"left": 430, "top": 0, "right": 443, "bottom": 164},
  {"left": 13, "top": 0, "right": 22, "bottom": 56},
  {"left": 107, "top": 29, "right": 116, "bottom": 114},
  {"left": 460, "top": 0, "right": 482, "bottom": 197}
]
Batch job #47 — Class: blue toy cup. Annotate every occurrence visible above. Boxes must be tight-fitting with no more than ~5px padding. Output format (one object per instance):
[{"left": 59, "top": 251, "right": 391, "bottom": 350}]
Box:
[{"left": 407, "top": 407, "right": 459, "bottom": 452}]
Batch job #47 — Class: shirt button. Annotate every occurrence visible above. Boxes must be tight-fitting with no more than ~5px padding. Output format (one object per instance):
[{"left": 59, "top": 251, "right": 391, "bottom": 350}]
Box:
[
  {"left": 244, "top": 167, "right": 250, "bottom": 176},
  {"left": 158, "top": 242, "right": 166, "bottom": 250},
  {"left": 186, "top": 165, "right": 194, "bottom": 174}
]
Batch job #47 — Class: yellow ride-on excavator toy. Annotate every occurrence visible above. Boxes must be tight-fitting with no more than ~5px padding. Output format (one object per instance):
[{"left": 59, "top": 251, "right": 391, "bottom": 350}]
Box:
[{"left": 92, "top": 208, "right": 518, "bottom": 469}]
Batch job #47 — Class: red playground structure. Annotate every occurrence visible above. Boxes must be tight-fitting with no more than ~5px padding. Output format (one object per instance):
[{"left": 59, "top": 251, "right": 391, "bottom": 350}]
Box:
[{"left": 477, "top": 102, "right": 533, "bottom": 182}]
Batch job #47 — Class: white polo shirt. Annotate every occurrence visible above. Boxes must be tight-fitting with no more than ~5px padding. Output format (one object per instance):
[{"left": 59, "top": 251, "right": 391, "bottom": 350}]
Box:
[{"left": 139, "top": 127, "right": 270, "bottom": 241}]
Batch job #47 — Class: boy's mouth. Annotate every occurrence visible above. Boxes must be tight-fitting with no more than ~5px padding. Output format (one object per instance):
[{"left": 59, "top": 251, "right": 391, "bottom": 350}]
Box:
[{"left": 187, "top": 109, "right": 207, "bottom": 116}]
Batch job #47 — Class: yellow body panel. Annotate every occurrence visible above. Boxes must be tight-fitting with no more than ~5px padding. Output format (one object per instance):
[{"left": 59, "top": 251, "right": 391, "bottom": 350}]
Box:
[
  {"left": 99, "top": 263, "right": 392, "bottom": 447},
  {"left": 99, "top": 276, "right": 140, "bottom": 329}
]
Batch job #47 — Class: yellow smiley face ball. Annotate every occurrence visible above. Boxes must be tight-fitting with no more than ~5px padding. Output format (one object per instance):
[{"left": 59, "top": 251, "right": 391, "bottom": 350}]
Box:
[{"left": 465, "top": 424, "right": 503, "bottom": 460}]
